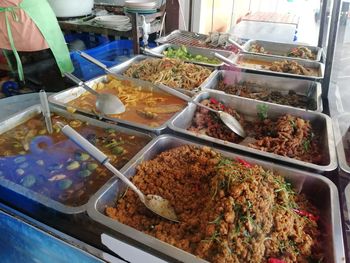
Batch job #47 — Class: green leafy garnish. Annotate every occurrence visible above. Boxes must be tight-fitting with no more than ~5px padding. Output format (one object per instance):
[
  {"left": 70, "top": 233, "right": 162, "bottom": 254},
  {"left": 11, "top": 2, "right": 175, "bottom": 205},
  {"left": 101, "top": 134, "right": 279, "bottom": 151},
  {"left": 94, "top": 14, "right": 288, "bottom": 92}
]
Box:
[{"left": 257, "top": 104, "right": 269, "bottom": 121}]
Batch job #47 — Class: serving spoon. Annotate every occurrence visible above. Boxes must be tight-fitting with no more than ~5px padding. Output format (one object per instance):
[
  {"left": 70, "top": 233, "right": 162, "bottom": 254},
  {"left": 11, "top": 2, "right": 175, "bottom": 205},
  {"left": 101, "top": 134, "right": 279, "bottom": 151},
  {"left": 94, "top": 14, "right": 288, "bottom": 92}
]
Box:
[
  {"left": 79, "top": 52, "right": 246, "bottom": 138},
  {"left": 57, "top": 122, "right": 179, "bottom": 223},
  {"left": 64, "top": 72, "right": 125, "bottom": 115}
]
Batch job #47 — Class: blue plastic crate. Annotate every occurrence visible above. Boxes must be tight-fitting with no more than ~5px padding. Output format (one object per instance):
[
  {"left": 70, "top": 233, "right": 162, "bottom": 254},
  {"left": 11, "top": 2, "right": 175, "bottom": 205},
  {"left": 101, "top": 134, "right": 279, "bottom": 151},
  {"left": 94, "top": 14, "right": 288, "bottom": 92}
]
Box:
[
  {"left": 65, "top": 33, "right": 109, "bottom": 51},
  {"left": 71, "top": 40, "right": 134, "bottom": 81}
]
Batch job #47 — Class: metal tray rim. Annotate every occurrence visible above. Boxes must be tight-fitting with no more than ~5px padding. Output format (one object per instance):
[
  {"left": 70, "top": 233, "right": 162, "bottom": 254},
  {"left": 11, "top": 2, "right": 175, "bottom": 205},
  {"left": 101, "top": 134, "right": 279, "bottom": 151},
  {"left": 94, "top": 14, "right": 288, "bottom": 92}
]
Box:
[
  {"left": 202, "top": 70, "right": 323, "bottom": 112},
  {"left": 48, "top": 73, "right": 191, "bottom": 134},
  {"left": 232, "top": 53, "right": 324, "bottom": 80},
  {"left": 168, "top": 91, "right": 337, "bottom": 172},
  {"left": 109, "top": 54, "right": 218, "bottom": 96},
  {"left": 87, "top": 134, "right": 344, "bottom": 263},
  {"left": 242, "top": 39, "right": 323, "bottom": 62},
  {"left": 148, "top": 43, "right": 235, "bottom": 68},
  {"left": 333, "top": 113, "right": 350, "bottom": 174},
  {"left": 0, "top": 104, "right": 154, "bottom": 214}
]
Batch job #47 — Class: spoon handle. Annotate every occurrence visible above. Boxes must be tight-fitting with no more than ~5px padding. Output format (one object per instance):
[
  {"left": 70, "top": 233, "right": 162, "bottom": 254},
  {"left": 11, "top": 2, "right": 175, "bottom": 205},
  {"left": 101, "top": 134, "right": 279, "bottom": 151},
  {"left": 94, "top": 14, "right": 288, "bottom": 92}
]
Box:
[
  {"left": 80, "top": 52, "right": 108, "bottom": 70},
  {"left": 214, "top": 52, "right": 236, "bottom": 66},
  {"left": 58, "top": 122, "right": 146, "bottom": 203},
  {"left": 104, "top": 162, "right": 146, "bottom": 203},
  {"left": 64, "top": 73, "right": 99, "bottom": 96}
]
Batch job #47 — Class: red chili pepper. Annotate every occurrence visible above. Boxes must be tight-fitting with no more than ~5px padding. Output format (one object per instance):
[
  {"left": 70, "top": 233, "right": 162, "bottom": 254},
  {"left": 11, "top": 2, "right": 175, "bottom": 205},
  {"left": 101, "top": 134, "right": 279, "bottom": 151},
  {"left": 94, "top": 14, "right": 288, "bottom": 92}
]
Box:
[
  {"left": 293, "top": 209, "right": 319, "bottom": 222},
  {"left": 236, "top": 158, "right": 252, "bottom": 168},
  {"left": 210, "top": 98, "right": 219, "bottom": 104},
  {"left": 268, "top": 258, "right": 286, "bottom": 263}
]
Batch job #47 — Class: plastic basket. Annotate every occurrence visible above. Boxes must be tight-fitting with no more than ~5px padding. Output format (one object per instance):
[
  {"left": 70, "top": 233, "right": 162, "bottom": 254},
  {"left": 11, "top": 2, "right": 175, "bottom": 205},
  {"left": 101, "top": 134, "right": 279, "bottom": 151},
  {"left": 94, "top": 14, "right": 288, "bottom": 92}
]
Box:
[
  {"left": 64, "top": 33, "right": 109, "bottom": 51},
  {"left": 71, "top": 40, "right": 134, "bottom": 81}
]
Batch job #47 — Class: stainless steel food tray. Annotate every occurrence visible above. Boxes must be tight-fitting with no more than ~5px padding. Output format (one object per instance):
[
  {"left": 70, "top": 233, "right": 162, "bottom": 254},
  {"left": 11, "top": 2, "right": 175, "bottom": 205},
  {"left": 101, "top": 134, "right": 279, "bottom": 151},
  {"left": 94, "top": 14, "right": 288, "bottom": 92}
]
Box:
[
  {"left": 169, "top": 91, "right": 337, "bottom": 172},
  {"left": 231, "top": 53, "right": 324, "bottom": 80},
  {"left": 0, "top": 104, "right": 154, "bottom": 214},
  {"left": 87, "top": 135, "right": 344, "bottom": 263},
  {"left": 203, "top": 70, "right": 323, "bottom": 112},
  {"left": 146, "top": 43, "right": 235, "bottom": 68},
  {"left": 333, "top": 113, "right": 350, "bottom": 174},
  {"left": 49, "top": 74, "right": 190, "bottom": 134},
  {"left": 243, "top": 39, "right": 323, "bottom": 62},
  {"left": 109, "top": 54, "right": 217, "bottom": 96}
]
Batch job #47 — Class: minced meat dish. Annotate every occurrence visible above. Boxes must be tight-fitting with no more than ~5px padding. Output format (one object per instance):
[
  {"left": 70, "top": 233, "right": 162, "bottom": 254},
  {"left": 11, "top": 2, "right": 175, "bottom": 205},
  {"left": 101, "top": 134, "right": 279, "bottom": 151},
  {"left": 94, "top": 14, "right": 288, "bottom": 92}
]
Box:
[
  {"left": 106, "top": 145, "right": 324, "bottom": 263},
  {"left": 188, "top": 98, "right": 245, "bottom": 143},
  {"left": 187, "top": 99, "right": 324, "bottom": 165}
]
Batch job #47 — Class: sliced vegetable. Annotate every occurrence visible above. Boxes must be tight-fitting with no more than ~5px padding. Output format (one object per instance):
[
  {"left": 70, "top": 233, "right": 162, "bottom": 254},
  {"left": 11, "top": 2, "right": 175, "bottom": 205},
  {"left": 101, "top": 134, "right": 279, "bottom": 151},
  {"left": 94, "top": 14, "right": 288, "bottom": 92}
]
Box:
[
  {"left": 58, "top": 179, "right": 73, "bottom": 190},
  {"left": 48, "top": 174, "right": 67, "bottom": 182},
  {"left": 293, "top": 209, "right": 319, "bottom": 221},
  {"left": 74, "top": 151, "right": 90, "bottom": 161},
  {"left": 87, "top": 163, "right": 98, "bottom": 171},
  {"left": 112, "top": 146, "right": 125, "bottom": 155},
  {"left": 21, "top": 175, "right": 36, "bottom": 188},
  {"left": 78, "top": 169, "right": 92, "bottom": 178},
  {"left": 66, "top": 161, "right": 80, "bottom": 171},
  {"left": 236, "top": 158, "right": 252, "bottom": 168},
  {"left": 268, "top": 258, "right": 286, "bottom": 263}
]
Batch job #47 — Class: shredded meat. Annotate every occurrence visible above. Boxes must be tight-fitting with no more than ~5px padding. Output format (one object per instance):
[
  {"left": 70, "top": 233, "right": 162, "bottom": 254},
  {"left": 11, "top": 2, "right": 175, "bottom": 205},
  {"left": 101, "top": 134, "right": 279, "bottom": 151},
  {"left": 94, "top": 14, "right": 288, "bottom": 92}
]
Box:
[
  {"left": 105, "top": 145, "right": 324, "bottom": 263},
  {"left": 249, "top": 114, "right": 324, "bottom": 164},
  {"left": 264, "top": 60, "right": 312, "bottom": 75}
]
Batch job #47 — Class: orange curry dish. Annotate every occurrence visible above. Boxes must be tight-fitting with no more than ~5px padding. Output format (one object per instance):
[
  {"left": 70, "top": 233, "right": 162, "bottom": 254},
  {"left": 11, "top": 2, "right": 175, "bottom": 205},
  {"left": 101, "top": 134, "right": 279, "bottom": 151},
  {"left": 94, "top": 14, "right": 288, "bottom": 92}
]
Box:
[
  {"left": 67, "top": 76, "right": 186, "bottom": 127},
  {"left": 106, "top": 145, "right": 324, "bottom": 263}
]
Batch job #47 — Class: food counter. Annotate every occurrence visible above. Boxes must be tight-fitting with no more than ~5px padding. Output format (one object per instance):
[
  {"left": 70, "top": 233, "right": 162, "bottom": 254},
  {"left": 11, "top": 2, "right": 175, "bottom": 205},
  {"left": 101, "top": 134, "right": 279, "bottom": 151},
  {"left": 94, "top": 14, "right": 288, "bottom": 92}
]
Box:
[{"left": 1, "top": 29, "right": 349, "bottom": 263}]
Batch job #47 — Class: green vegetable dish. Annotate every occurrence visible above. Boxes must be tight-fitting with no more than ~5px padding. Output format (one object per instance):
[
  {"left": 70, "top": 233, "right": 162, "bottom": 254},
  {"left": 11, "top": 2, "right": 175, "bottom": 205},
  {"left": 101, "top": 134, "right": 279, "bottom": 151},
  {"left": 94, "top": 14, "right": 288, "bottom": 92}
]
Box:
[{"left": 163, "top": 45, "right": 221, "bottom": 65}]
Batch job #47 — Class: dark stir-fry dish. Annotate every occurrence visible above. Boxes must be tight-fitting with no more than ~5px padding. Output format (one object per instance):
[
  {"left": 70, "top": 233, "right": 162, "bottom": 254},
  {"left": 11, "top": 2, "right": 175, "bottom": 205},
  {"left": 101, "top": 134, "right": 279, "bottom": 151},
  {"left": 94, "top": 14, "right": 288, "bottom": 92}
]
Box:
[
  {"left": 0, "top": 114, "right": 151, "bottom": 206},
  {"left": 217, "top": 80, "right": 317, "bottom": 110},
  {"left": 106, "top": 145, "right": 324, "bottom": 263},
  {"left": 188, "top": 98, "right": 325, "bottom": 164}
]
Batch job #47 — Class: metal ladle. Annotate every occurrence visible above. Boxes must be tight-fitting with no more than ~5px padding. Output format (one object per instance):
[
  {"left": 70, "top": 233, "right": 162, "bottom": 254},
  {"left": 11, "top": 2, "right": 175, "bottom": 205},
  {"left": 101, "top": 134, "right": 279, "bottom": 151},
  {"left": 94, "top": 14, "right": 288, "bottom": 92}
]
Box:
[
  {"left": 64, "top": 72, "right": 125, "bottom": 115},
  {"left": 157, "top": 84, "right": 247, "bottom": 138},
  {"left": 57, "top": 122, "right": 179, "bottom": 223},
  {"left": 78, "top": 52, "right": 246, "bottom": 138}
]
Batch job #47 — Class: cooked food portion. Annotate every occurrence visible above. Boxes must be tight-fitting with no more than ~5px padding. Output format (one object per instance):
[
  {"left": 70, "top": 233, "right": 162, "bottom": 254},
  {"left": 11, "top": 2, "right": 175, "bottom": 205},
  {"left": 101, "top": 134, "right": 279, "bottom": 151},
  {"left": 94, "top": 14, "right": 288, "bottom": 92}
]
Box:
[
  {"left": 248, "top": 43, "right": 268, "bottom": 54},
  {"left": 249, "top": 114, "right": 323, "bottom": 164},
  {"left": 163, "top": 45, "right": 221, "bottom": 65},
  {"left": 238, "top": 58, "right": 319, "bottom": 77},
  {"left": 248, "top": 44, "right": 317, "bottom": 60},
  {"left": 188, "top": 98, "right": 244, "bottom": 143},
  {"left": 106, "top": 145, "right": 324, "bottom": 263},
  {"left": 68, "top": 76, "right": 186, "bottom": 127},
  {"left": 287, "top": 46, "right": 316, "bottom": 60},
  {"left": 187, "top": 99, "right": 324, "bottom": 164},
  {"left": 0, "top": 114, "right": 151, "bottom": 206},
  {"left": 264, "top": 60, "right": 313, "bottom": 76},
  {"left": 217, "top": 80, "right": 317, "bottom": 110},
  {"left": 123, "top": 57, "right": 212, "bottom": 91}
]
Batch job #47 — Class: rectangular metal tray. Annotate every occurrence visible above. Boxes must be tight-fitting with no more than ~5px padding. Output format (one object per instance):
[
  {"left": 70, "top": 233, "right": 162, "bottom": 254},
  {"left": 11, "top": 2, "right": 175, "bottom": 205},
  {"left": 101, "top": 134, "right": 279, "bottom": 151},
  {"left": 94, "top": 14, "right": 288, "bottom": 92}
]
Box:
[
  {"left": 0, "top": 104, "right": 154, "bottom": 214},
  {"left": 87, "top": 135, "right": 344, "bottom": 263},
  {"left": 156, "top": 30, "right": 209, "bottom": 46},
  {"left": 49, "top": 74, "right": 190, "bottom": 134},
  {"left": 242, "top": 39, "right": 323, "bottom": 62},
  {"left": 147, "top": 43, "right": 235, "bottom": 68},
  {"left": 169, "top": 90, "right": 337, "bottom": 172},
  {"left": 333, "top": 113, "right": 350, "bottom": 174},
  {"left": 231, "top": 53, "right": 324, "bottom": 80},
  {"left": 109, "top": 55, "right": 217, "bottom": 96},
  {"left": 203, "top": 70, "right": 323, "bottom": 112}
]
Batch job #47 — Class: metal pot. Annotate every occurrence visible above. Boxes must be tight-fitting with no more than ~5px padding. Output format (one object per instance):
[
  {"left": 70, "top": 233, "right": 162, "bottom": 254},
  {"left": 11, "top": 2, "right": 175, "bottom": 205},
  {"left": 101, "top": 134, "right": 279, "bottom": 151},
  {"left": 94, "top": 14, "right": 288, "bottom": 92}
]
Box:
[{"left": 47, "top": 0, "right": 94, "bottom": 18}]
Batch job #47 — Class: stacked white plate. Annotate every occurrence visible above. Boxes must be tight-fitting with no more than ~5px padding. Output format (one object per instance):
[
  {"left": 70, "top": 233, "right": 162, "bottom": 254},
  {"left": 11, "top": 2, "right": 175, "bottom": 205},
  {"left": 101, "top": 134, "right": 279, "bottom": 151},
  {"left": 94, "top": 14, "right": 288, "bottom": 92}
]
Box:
[
  {"left": 94, "top": 15, "right": 131, "bottom": 31},
  {"left": 124, "top": 0, "right": 157, "bottom": 13}
]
